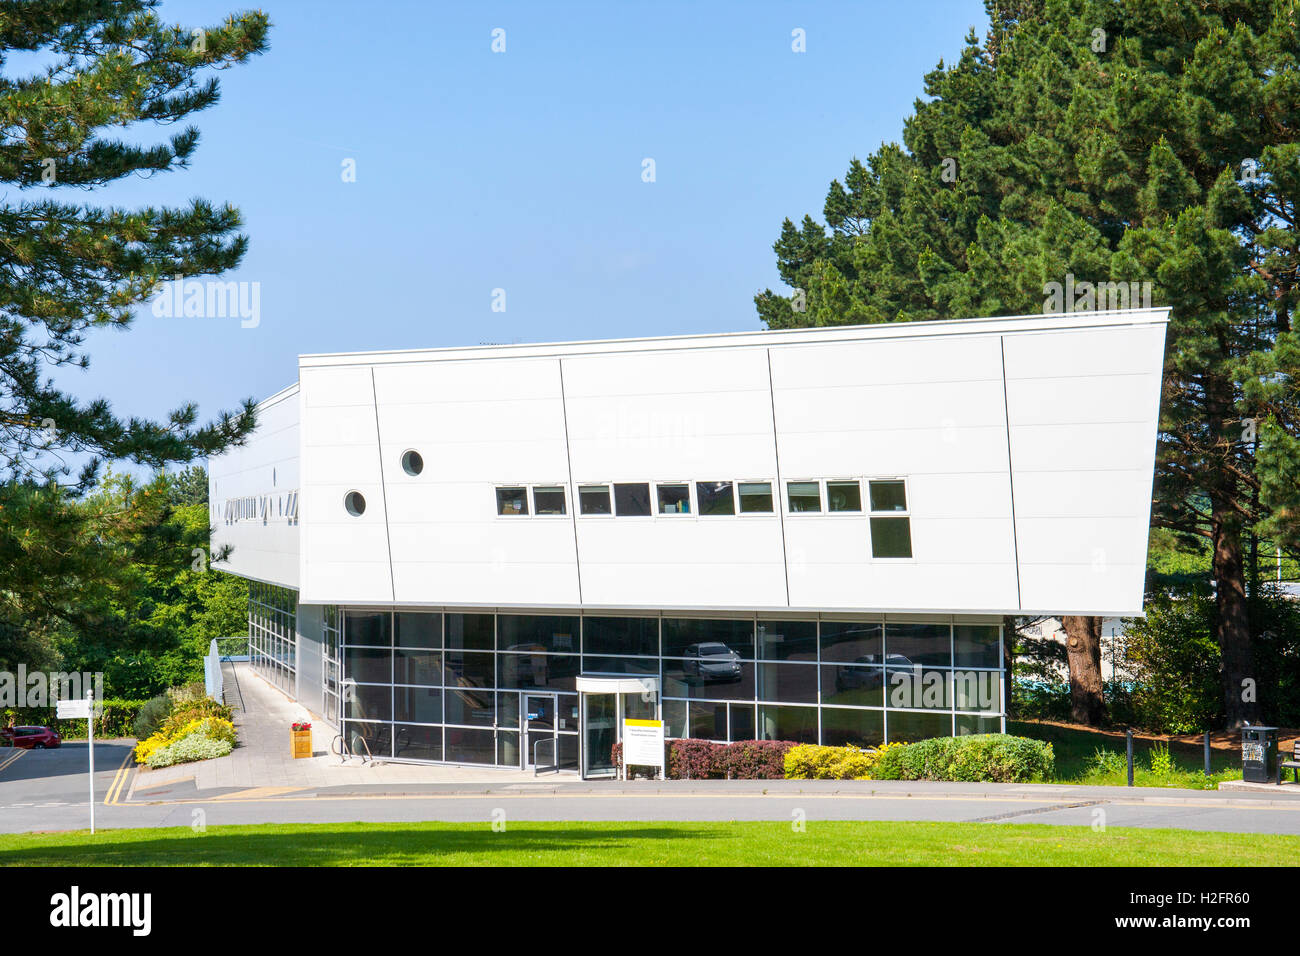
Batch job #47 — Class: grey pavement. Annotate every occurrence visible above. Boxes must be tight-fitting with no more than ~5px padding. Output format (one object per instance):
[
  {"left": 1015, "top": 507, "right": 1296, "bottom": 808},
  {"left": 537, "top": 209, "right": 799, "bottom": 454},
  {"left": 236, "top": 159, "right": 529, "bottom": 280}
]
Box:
[
  {"left": 132, "top": 662, "right": 541, "bottom": 794},
  {"left": 5, "top": 763, "right": 1300, "bottom": 835},
  {"left": 6, "top": 661, "right": 1300, "bottom": 837}
]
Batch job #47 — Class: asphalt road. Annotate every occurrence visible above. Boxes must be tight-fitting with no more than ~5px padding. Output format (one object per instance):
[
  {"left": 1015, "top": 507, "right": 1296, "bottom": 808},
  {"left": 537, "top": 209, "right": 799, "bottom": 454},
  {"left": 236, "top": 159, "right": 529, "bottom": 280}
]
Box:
[
  {"left": 4, "top": 744, "right": 1300, "bottom": 837},
  {"left": 0, "top": 740, "right": 135, "bottom": 824}
]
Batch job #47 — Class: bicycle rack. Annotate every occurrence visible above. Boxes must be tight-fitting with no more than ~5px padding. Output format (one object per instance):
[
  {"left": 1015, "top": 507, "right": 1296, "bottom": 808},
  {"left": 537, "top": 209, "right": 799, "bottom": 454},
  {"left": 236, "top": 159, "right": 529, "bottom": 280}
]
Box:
[{"left": 331, "top": 732, "right": 374, "bottom": 766}]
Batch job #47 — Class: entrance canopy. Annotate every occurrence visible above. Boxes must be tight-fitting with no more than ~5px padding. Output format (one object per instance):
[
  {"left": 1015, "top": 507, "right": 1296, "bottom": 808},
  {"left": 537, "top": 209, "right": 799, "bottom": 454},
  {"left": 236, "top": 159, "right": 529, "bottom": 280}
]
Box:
[
  {"left": 575, "top": 675, "right": 660, "bottom": 778},
  {"left": 576, "top": 675, "right": 659, "bottom": 695}
]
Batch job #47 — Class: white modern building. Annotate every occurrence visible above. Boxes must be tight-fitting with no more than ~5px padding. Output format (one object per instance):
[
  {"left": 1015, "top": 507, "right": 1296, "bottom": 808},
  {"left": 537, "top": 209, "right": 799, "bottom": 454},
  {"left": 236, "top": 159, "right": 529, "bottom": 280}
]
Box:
[{"left": 209, "top": 308, "right": 1168, "bottom": 776}]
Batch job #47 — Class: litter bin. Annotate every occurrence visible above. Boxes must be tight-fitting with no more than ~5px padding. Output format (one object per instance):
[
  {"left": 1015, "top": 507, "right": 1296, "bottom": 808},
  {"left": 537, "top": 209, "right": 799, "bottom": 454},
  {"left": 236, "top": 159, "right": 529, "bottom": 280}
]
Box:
[{"left": 1241, "top": 725, "right": 1279, "bottom": 783}]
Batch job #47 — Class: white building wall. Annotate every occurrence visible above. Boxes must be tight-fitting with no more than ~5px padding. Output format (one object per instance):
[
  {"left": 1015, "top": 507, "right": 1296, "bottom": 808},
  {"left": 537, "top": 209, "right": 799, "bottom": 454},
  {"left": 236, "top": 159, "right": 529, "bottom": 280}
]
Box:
[
  {"left": 562, "top": 347, "right": 787, "bottom": 608},
  {"left": 214, "top": 309, "right": 1168, "bottom": 617},
  {"left": 297, "top": 364, "right": 394, "bottom": 603},
  {"left": 770, "top": 333, "right": 1019, "bottom": 612},
  {"left": 1002, "top": 324, "right": 1165, "bottom": 615},
  {"left": 208, "top": 384, "right": 300, "bottom": 587},
  {"left": 374, "top": 357, "right": 579, "bottom": 606}
]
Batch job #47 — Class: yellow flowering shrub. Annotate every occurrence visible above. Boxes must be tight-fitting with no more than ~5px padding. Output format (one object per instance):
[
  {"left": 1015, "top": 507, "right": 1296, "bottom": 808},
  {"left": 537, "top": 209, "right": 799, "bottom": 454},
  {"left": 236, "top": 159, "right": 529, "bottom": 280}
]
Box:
[
  {"left": 134, "top": 716, "right": 237, "bottom": 764},
  {"left": 134, "top": 732, "right": 171, "bottom": 765},
  {"left": 784, "top": 742, "right": 902, "bottom": 780}
]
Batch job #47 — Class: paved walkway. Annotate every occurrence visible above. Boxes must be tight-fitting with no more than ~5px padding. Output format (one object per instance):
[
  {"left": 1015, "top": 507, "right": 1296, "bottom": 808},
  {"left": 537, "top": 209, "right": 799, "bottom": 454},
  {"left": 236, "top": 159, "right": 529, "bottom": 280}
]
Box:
[{"left": 128, "top": 662, "right": 541, "bottom": 798}]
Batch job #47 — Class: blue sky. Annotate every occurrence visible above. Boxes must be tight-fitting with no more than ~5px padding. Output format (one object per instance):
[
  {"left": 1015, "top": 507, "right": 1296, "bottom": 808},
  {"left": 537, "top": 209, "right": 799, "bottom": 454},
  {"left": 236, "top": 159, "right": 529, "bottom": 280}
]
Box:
[{"left": 63, "top": 0, "right": 990, "bottom": 433}]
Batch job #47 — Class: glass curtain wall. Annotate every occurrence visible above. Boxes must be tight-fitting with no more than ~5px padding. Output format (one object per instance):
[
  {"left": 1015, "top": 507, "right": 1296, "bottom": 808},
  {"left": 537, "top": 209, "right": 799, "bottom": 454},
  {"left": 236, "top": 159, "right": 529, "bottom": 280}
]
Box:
[
  {"left": 322, "top": 605, "right": 342, "bottom": 724},
  {"left": 339, "top": 610, "right": 1004, "bottom": 767},
  {"left": 248, "top": 582, "right": 299, "bottom": 694}
]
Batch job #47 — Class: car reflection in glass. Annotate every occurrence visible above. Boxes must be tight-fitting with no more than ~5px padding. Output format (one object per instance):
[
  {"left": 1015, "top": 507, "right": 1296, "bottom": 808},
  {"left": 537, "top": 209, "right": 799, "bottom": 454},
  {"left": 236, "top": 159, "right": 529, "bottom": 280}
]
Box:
[
  {"left": 681, "top": 642, "right": 743, "bottom": 684},
  {"left": 835, "top": 653, "right": 913, "bottom": 691}
]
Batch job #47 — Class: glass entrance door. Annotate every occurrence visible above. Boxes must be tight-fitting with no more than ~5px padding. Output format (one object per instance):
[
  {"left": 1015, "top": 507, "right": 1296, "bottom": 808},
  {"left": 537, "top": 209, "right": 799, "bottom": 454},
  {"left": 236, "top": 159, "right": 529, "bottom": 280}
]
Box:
[
  {"left": 577, "top": 685, "right": 659, "bottom": 778},
  {"left": 522, "top": 693, "right": 558, "bottom": 770},
  {"left": 582, "top": 693, "right": 618, "bottom": 777}
]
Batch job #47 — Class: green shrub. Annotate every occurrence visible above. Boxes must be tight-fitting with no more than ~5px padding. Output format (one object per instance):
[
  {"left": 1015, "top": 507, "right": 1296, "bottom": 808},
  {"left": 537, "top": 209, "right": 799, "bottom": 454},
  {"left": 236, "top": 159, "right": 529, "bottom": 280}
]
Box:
[
  {"left": 1148, "top": 742, "right": 1174, "bottom": 777},
  {"left": 872, "top": 734, "right": 1054, "bottom": 783},
  {"left": 132, "top": 694, "right": 173, "bottom": 739},
  {"left": 178, "top": 717, "right": 237, "bottom": 748},
  {"left": 158, "top": 697, "right": 231, "bottom": 737},
  {"left": 1086, "top": 747, "right": 1127, "bottom": 776},
  {"left": 168, "top": 681, "right": 210, "bottom": 705},
  {"left": 145, "top": 733, "right": 232, "bottom": 768},
  {"left": 3, "top": 699, "right": 147, "bottom": 739}
]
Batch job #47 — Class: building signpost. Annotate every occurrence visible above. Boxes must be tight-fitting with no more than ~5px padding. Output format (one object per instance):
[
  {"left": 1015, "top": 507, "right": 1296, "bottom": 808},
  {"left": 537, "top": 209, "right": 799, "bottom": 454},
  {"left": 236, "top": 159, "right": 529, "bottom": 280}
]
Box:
[
  {"left": 622, "top": 718, "right": 665, "bottom": 780},
  {"left": 56, "top": 691, "right": 94, "bottom": 834}
]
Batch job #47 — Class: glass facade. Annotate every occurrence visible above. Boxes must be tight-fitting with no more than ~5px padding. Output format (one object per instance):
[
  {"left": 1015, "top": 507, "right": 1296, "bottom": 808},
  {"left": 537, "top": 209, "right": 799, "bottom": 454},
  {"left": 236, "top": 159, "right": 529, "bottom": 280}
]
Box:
[
  {"left": 331, "top": 608, "right": 1005, "bottom": 768},
  {"left": 248, "top": 582, "right": 299, "bottom": 694}
]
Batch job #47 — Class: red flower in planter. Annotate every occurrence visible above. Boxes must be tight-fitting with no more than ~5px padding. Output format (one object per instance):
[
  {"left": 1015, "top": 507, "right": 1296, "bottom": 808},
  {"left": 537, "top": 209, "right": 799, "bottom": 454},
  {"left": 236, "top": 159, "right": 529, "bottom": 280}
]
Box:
[{"left": 291, "top": 722, "right": 312, "bottom": 732}]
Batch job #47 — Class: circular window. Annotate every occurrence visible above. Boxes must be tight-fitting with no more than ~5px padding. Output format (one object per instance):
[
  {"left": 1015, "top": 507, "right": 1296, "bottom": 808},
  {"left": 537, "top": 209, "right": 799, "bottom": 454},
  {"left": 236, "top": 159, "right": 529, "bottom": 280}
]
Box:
[
  {"left": 401, "top": 450, "right": 424, "bottom": 476},
  {"left": 344, "top": 491, "right": 366, "bottom": 517}
]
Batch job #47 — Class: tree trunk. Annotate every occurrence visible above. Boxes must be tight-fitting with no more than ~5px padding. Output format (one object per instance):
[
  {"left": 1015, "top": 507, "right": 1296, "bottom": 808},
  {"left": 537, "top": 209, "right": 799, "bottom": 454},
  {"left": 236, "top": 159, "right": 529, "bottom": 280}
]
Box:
[
  {"left": 1212, "top": 499, "right": 1259, "bottom": 728},
  {"left": 1062, "top": 615, "right": 1104, "bottom": 726}
]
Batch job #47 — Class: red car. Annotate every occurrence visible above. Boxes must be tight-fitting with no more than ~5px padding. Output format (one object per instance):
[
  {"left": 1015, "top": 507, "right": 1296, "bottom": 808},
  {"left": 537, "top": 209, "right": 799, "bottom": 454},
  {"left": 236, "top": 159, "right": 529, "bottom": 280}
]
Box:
[{"left": 1, "top": 726, "right": 61, "bottom": 749}]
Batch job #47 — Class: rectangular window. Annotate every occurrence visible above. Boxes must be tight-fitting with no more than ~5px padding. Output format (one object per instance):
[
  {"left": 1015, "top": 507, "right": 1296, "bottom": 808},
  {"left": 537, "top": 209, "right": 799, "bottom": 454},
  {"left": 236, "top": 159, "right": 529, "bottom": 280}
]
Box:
[
  {"left": 498, "top": 614, "right": 579, "bottom": 653},
  {"left": 738, "top": 481, "right": 774, "bottom": 513},
  {"left": 395, "top": 612, "right": 441, "bottom": 649},
  {"left": 868, "top": 479, "right": 912, "bottom": 558},
  {"left": 446, "top": 613, "right": 494, "bottom": 651},
  {"left": 578, "top": 485, "right": 612, "bottom": 515},
  {"left": 870, "top": 517, "right": 913, "bottom": 558},
  {"left": 827, "top": 480, "right": 862, "bottom": 512},
  {"left": 868, "top": 479, "right": 908, "bottom": 512},
  {"left": 656, "top": 483, "right": 691, "bottom": 514},
  {"left": 613, "top": 482, "right": 651, "bottom": 516},
  {"left": 696, "top": 481, "right": 735, "bottom": 516},
  {"left": 496, "top": 486, "right": 528, "bottom": 515},
  {"left": 787, "top": 481, "right": 821, "bottom": 513},
  {"left": 583, "top": 616, "right": 659, "bottom": 657},
  {"left": 532, "top": 486, "right": 567, "bottom": 516}
]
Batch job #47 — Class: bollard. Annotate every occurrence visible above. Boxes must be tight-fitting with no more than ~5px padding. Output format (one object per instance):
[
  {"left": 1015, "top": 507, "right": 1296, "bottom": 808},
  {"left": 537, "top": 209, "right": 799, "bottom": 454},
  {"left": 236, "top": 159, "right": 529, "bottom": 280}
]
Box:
[
  {"left": 1126, "top": 728, "right": 1134, "bottom": 786},
  {"left": 1204, "top": 731, "right": 1212, "bottom": 777}
]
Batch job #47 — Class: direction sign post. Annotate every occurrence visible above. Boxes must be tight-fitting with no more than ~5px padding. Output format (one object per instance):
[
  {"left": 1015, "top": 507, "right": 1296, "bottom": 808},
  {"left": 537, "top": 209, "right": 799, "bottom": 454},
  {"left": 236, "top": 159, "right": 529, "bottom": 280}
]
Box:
[{"left": 56, "top": 691, "right": 94, "bottom": 834}]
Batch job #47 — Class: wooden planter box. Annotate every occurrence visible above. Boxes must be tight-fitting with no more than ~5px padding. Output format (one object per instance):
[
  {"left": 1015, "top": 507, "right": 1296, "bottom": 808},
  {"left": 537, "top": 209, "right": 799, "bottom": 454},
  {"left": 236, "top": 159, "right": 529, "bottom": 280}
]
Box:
[{"left": 291, "top": 729, "right": 312, "bottom": 759}]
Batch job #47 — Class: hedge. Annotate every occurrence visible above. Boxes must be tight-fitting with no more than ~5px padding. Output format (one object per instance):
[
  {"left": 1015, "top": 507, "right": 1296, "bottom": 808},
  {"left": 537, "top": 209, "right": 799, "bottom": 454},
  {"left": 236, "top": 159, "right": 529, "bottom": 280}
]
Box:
[
  {"left": 1, "top": 699, "right": 147, "bottom": 740},
  {"left": 611, "top": 738, "right": 797, "bottom": 780},
  {"left": 871, "top": 734, "right": 1054, "bottom": 783},
  {"left": 784, "top": 743, "right": 904, "bottom": 780}
]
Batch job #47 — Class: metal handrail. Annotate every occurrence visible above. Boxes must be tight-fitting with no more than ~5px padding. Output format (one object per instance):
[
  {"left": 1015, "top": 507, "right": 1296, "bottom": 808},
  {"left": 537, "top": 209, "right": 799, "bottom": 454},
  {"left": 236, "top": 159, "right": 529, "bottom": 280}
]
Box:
[
  {"left": 532, "top": 736, "right": 558, "bottom": 776},
  {"left": 220, "top": 656, "right": 245, "bottom": 713}
]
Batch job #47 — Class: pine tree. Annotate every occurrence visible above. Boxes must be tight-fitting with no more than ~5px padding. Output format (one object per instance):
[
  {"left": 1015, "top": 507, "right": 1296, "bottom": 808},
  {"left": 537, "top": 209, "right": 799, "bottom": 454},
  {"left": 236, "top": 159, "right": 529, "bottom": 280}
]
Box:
[
  {"left": 757, "top": 0, "right": 1300, "bottom": 728},
  {"left": 0, "top": 1, "right": 268, "bottom": 669}
]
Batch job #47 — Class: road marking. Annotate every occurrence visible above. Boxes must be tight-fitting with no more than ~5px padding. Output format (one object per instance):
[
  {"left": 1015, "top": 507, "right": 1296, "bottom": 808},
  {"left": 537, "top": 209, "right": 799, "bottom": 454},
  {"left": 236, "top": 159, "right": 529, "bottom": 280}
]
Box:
[
  {"left": 969, "top": 800, "right": 1109, "bottom": 823},
  {"left": 104, "top": 747, "right": 135, "bottom": 806},
  {"left": 209, "top": 786, "right": 305, "bottom": 801},
  {"left": 0, "top": 749, "right": 25, "bottom": 774}
]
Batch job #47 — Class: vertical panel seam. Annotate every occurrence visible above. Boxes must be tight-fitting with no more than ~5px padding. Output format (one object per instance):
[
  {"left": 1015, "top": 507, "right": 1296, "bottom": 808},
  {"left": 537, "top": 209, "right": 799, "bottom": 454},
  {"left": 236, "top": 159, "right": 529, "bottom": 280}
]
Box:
[
  {"left": 766, "top": 348, "right": 792, "bottom": 607},
  {"left": 370, "top": 367, "right": 397, "bottom": 603},
  {"left": 558, "top": 359, "right": 584, "bottom": 605},
  {"left": 999, "top": 337, "right": 1023, "bottom": 610}
]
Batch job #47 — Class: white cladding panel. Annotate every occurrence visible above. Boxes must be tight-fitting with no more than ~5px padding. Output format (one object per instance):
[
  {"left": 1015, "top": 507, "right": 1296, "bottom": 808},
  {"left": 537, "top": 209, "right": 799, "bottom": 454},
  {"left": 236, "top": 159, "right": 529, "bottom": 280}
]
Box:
[
  {"left": 217, "top": 311, "right": 1167, "bottom": 615},
  {"left": 1003, "top": 324, "right": 1166, "bottom": 614},
  {"left": 374, "top": 358, "right": 580, "bottom": 606},
  {"left": 298, "top": 365, "right": 394, "bottom": 603},
  {"left": 561, "top": 347, "right": 786, "bottom": 605},
  {"left": 771, "top": 336, "right": 1019, "bottom": 611},
  {"left": 208, "top": 386, "right": 300, "bottom": 587}
]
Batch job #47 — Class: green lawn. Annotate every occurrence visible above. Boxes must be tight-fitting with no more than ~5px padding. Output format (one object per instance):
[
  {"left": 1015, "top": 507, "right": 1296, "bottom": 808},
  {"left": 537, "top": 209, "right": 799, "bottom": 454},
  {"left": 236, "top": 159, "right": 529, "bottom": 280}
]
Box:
[
  {"left": 1, "top": 820, "right": 1294, "bottom": 866},
  {"left": 1009, "top": 720, "right": 1244, "bottom": 788}
]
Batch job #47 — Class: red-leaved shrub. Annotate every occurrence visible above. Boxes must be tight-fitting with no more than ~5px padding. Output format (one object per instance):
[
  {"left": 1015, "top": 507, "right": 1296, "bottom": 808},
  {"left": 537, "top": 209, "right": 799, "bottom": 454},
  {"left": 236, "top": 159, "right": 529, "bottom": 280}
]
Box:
[{"left": 610, "top": 738, "right": 796, "bottom": 780}]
